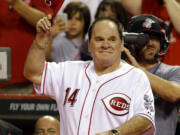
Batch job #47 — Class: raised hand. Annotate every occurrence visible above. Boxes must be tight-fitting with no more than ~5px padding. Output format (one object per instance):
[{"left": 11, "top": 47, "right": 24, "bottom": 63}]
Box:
[
  {"left": 123, "top": 47, "right": 140, "bottom": 68},
  {"left": 51, "top": 17, "right": 67, "bottom": 38},
  {"left": 36, "top": 14, "right": 52, "bottom": 49}
]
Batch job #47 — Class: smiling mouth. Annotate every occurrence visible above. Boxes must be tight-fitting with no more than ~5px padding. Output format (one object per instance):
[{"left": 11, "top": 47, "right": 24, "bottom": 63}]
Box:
[
  {"left": 146, "top": 47, "right": 155, "bottom": 52},
  {"left": 148, "top": 48, "right": 154, "bottom": 51},
  {"left": 99, "top": 51, "right": 112, "bottom": 54},
  {"left": 69, "top": 28, "right": 76, "bottom": 31}
]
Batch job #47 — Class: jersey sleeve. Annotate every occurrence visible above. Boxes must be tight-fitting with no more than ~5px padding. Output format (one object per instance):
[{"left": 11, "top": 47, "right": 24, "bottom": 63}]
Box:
[
  {"left": 30, "top": 0, "right": 64, "bottom": 16},
  {"left": 133, "top": 70, "right": 156, "bottom": 134},
  {"left": 34, "top": 61, "right": 65, "bottom": 100},
  {"left": 167, "top": 66, "right": 180, "bottom": 84}
]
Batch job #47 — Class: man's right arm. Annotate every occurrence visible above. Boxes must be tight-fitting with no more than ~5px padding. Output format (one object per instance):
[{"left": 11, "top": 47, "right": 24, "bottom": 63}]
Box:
[
  {"left": 6, "top": 0, "right": 47, "bottom": 27},
  {"left": 24, "top": 15, "right": 52, "bottom": 85},
  {"left": 96, "top": 115, "right": 154, "bottom": 135},
  {"left": 164, "top": 0, "right": 180, "bottom": 33},
  {"left": 123, "top": 47, "right": 180, "bottom": 102},
  {"left": 121, "top": 0, "right": 142, "bottom": 15}
]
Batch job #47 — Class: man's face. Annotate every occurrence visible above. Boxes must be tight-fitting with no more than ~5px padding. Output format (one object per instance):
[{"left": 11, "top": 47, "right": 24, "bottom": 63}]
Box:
[
  {"left": 88, "top": 20, "right": 123, "bottom": 67},
  {"left": 139, "top": 34, "right": 161, "bottom": 62},
  {"left": 34, "top": 117, "right": 60, "bottom": 135},
  {"left": 66, "top": 12, "right": 85, "bottom": 39}
]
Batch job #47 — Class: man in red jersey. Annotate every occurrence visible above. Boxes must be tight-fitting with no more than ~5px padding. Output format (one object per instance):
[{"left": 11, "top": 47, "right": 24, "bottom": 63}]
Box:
[
  {"left": 121, "top": 0, "right": 180, "bottom": 66},
  {"left": 0, "top": 0, "right": 64, "bottom": 90}
]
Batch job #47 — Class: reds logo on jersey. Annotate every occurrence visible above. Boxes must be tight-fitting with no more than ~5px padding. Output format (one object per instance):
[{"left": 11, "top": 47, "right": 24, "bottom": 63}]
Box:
[
  {"left": 143, "top": 18, "right": 155, "bottom": 29},
  {"left": 45, "top": 0, "right": 52, "bottom": 6},
  {"left": 102, "top": 93, "right": 131, "bottom": 116}
]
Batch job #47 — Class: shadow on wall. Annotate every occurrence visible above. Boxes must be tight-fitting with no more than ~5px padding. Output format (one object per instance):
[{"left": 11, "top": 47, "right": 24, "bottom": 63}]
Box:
[
  {"left": 176, "top": 122, "right": 180, "bottom": 135},
  {"left": 0, "top": 120, "right": 23, "bottom": 135}
]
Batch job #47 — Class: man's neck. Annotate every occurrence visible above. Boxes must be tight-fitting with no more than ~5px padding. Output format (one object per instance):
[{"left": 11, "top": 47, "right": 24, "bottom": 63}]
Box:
[
  {"left": 139, "top": 62, "right": 159, "bottom": 70},
  {"left": 94, "top": 61, "right": 122, "bottom": 76},
  {"left": 66, "top": 34, "right": 84, "bottom": 41}
]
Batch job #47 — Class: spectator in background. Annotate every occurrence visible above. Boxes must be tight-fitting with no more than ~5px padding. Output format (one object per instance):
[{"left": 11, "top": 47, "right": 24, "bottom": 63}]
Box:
[
  {"left": 121, "top": 0, "right": 180, "bottom": 65},
  {"left": 0, "top": 0, "right": 64, "bottom": 91},
  {"left": 80, "top": 0, "right": 129, "bottom": 60},
  {"left": 33, "top": 115, "right": 60, "bottom": 135},
  {"left": 46, "top": 1, "right": 91, "bottom": 62},
  {"left": 123, "top": 14, "right": 180, "bottom": 135},
  {"left": 57, "top": 0, "right": 102, "bottom": 23},
  {"left": 95, "top": 0, "right": 128, "bottom": 30}
]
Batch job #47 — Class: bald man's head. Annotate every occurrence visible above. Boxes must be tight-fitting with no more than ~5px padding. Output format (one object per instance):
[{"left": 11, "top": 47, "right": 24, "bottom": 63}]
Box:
[{"left": 34, "top": 115, "right": 60, "bottom": 135}]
